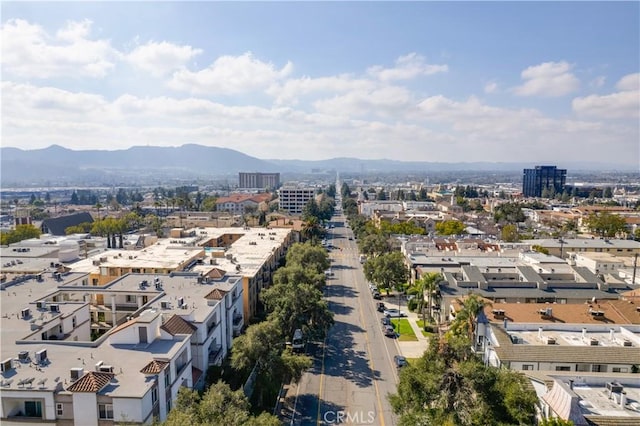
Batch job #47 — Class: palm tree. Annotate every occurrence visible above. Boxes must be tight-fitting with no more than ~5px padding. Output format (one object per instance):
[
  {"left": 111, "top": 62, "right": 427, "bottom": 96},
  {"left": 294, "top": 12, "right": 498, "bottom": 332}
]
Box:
[
  {"left": 414, "top": 272, "right": 443, "bottom": 326},
  {"left": 301, "top": 216, "right": 322, "bottom": 244},
  {"left": 450, "top": 293, "right": 491, "bottom": 343}
]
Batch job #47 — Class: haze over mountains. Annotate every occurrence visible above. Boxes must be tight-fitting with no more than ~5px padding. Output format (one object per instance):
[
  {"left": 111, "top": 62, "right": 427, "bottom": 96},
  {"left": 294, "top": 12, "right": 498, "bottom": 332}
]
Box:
[{"left": 0, "top": 144, "right": 635, "bottom": 187}]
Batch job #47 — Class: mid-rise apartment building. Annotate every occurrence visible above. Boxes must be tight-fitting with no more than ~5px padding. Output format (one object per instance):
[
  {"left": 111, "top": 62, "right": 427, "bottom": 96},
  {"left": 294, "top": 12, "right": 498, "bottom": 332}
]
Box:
[
  {"left": 238, "top": 172, "right": 280, "bottom": 189},
  {"left": 277, "top": 186, "right": 318, "bottom": 215}
]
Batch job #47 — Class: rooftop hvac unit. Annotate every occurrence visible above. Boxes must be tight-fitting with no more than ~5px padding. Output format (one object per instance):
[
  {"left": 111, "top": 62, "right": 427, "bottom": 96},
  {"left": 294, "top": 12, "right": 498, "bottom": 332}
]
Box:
[
  {"left": 590, "top": 338, "right": 599, "bottom": 346},
  {"left": 35, "top": 349, "right": 47, "bottom": 364},
  {"left": 99, "top": 365, "right": 113, "bottom": 373},
  {"left": 177, "top": 297, "right": 184, "bottom": 307},
  {"left": 50, "top": 304, "right": 60, "bottom": 313},
  {"left": 1, "top": 359, "right": 13, "bottom": 373},
  {"left": 36, "top": 301, "right": 45, "bottom": 310},
  {"left": 160, "top": 301, "right": 169, "bottom": 309},
  {"left": 70, "top": 367, "right": 83, "bottom": 381},
  {"left": 18, "top": 351, "right": 29, "bottom": 362},
  {"left": 623, "top": 340, "right": 632, "bottom": 347},
  {"left": 95, "top": 361, "right": 104, "bottom": 371},
  {"left": 546, "top": 337, "right": 556, "bottom": 345},
  {"left": 21, "top": 308, "right": 31, "bottom": 319}
]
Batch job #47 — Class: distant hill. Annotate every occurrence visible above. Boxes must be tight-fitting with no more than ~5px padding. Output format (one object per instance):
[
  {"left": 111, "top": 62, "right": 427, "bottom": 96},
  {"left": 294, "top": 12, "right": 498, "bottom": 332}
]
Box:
[{"left": 0, "top": 144, "right": 635, "bottom": 186}]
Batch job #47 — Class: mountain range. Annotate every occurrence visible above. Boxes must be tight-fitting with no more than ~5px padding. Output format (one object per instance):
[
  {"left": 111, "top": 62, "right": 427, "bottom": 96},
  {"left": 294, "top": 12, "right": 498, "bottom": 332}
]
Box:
[{"left": 0, "top": 144, "right": 635, "bottom": 186}]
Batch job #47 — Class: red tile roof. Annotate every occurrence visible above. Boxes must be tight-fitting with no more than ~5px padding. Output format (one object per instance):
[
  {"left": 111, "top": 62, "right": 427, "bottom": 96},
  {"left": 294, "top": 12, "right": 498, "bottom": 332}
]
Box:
[
  {"left": 140, "top": 359, "right": 169, "bottom": 374},
  {"left": 67, "top": 371, "right": 114, "bottom": 393},
  {"left": 204, "top": 288, "right": 228, "bottom": 300},
  {"left": 160, "top": 315, "right": 197, "bottom": 335}
]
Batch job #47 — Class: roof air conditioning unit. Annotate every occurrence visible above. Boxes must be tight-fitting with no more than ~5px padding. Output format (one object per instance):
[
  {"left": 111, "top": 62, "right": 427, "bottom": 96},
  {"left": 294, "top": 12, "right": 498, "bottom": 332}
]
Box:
[
  {"left": 70, "top": 367, "right": 84, "bottom": 381},
  {"left": 161, "top": 301, "right": 169, "bottom": 309},
  {"left": 21, "top": 308, "right": 31, "bottom": 319},
  {"left": 50, "top": 304, "right": 60, "bottom": 313},
  {"left": 95, "top": 361, "right": 104, "bottom": 371},
  {"left": 546, "top": 337, "right": 556, "bottom": 345},
  {"left": 623, "top": 340, "right": 632, "bottom": 347},
  {"left": 36, "top": 301, "right": 45, "bottom": 310},
  {"left": 1, "top": 359, "right": 13, "bottom": 373},
  {"left": 35, "top": 349, "right": 48, "bottom": 364},
  {"left": 590, "top": 338, "right": 599, "bottom": 346},
  {"left": 99, "top": 365, "right": 114, "bottom": 373},
  {"left": 18, "top": 351, "right": 29, "bottom": 362}
]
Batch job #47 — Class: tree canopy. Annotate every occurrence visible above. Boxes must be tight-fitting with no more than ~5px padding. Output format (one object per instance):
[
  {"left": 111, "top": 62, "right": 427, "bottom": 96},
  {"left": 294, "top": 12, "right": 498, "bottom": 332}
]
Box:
[
  {"left": 390, "top": 294, "right": 537, "bottom": 426},
  {"left": 0, "top": 224, "right": 41, "bottom": 245},
  {"left": 435, "top": 220, "right": 466, "bottom": 236},
  {"left": 363, "top": 251, "right": 408, "bottom": 291},
  {"left": 162, "top": 381, "right": 280, "bottom": 426},
  {"left": 584, "top": 212, "right": 627, "bottom": 238}
]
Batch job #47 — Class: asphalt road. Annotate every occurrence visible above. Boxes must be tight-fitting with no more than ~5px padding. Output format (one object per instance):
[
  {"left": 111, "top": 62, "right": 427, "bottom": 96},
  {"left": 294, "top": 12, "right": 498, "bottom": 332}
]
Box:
[{"left": 289, "top": 213, "right": 401, "bottom": 426}]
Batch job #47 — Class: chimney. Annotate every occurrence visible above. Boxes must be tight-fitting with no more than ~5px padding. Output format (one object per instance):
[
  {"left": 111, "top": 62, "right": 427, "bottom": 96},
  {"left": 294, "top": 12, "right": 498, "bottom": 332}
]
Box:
[
  {"left": 538, "top": 327, "right": 543, "bottom": 340},
  {"left": 610, "top": 329, "right": 615, "bottom": 341},
  {"left": 569, "top": 379, "right": 574, "bottom": 390},
  {"left": 620, "top": 391, "right": 626, "bottom": 408},
  {"left": 503, "top": 318, "right": 508, "bottom": 330},
  {"left": 582, "top": 328, "right": 587, "bottom": 341}
]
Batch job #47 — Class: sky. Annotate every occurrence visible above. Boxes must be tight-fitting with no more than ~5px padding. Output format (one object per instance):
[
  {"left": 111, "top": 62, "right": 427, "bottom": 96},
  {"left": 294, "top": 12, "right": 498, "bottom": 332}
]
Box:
[{"left": 1, "top": 1, "right": 639, "bottom": 166}]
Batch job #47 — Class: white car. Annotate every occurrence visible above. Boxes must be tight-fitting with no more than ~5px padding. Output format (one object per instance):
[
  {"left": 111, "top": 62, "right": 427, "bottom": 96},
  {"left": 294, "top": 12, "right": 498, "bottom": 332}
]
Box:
[{"left": 383, "top": 308, "right": 406, "bottom": 318}]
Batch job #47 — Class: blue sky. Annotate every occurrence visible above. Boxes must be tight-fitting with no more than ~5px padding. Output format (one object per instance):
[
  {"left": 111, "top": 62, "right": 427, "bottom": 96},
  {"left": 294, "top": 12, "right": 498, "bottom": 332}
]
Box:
[{"left": 2, "top": 1, "right": 639, "bottom": 166}]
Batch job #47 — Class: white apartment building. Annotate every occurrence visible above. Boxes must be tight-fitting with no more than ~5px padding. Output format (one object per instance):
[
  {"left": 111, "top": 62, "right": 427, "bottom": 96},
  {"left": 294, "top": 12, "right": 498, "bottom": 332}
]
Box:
[{"left": 0, "top": 270, "right": 244, "bottom": 425}]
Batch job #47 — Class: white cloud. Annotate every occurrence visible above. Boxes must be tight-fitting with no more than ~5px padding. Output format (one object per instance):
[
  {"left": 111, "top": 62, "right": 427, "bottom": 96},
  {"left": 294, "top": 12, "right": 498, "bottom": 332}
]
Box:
[
  {"left": 572, "top": 90, "right": 640, "bottom": 119},
  {"left": 616, "top": 73, "right": 640, "bottom": 91},
  {"left": 126, "top": 41, "right": 203, "bottom": 77},
  {"left": 267, "top": 75, "right": 375, "bottom": 106},
  {"left": 1, "top": 18, "right": 119, "bottom": 78},
  {"left": 513, "top": 61, "right": 580, "bottom": 97},
  {"left": 367, "top": 53, "right": 448, "bottom": 81},
  {"left": 313, "top": 86, "right": 413, "bottom": 117},
  {"left": 167, "top": 52, "right": 293, "bottom": 95},
  {"left": 484, "top": 81, "right": 498, "bottom": 94}
]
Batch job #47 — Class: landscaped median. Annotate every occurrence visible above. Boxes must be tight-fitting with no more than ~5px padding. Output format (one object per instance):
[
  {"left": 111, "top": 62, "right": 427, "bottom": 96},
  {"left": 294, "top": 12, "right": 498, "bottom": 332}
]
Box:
[{"left": 390, "top": 318, "right": 418, "bottom": 341}]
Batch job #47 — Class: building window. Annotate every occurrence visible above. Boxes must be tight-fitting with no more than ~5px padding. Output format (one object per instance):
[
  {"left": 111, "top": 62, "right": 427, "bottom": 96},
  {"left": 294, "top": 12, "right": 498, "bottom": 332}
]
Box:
[
  {"left": 72, "top": 316, "right": 77, "bottom": 328},
  {"left": 522, "top": 365, "right": 534, "bottom": 371},
  {"left": 98, "top": 404, "right": 114, "bottom": 420},
  {"left": 24, "top": 401, "right": 42, "bottom": 417},
  {"left": 165, "top": 368, "right": 171, "bottom": 388},
  {"left": 152, "top": 386, "right": 158, "bottom": 404},
  {"left": 555, "top": 366, "right": 571, "bottom": 371},
  {"left": 56, "top": 403, "right": 63, "bottom": 416},
  {"left": 126, "top": 295, "right": 136, "bottom": 303},
  {"left": 591, "top": 364, "right": 606, "bottom": 373}
]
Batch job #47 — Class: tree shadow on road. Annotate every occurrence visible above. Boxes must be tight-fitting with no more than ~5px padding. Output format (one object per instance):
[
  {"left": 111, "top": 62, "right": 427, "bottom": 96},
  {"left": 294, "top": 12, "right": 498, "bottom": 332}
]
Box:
[{"left": 322, "top": 321, "right": 380, "bottom": 388}]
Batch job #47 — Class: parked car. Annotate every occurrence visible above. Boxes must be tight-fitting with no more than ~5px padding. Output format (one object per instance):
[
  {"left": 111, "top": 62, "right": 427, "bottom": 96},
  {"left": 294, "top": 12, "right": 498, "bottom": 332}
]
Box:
[
  {"left": 373, "top": 291, "right": 381, "bottom": 300},
  {"left": 383, "top": 324, "right": 396, "bottom": 337},
  {"left": 377, "top": 302, "right": 386, "bottom": 312},
  {"left": 380, "top": 316, "right": 391, "bottom": 326},
  {"left": 384, "top": 308, "right": 407, "bottom": 318},
  {"left": 394, "top": 355, "right": 408, "bottom": 368}
]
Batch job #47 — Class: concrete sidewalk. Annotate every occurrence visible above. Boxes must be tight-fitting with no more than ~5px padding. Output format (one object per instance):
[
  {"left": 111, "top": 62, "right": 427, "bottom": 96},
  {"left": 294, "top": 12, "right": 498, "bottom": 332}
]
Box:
[{"left": 397, "top": 311, "right": 431, "bottom": 359}]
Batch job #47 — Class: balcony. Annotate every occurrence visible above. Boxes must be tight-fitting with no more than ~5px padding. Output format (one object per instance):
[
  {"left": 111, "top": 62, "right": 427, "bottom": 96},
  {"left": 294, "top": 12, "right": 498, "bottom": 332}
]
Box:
[
  {"left": 232, "top": 315, "right": 244, "bottom": 336},
  {"left": 208, "top": 344, "right": 223, "bottom": 366}
]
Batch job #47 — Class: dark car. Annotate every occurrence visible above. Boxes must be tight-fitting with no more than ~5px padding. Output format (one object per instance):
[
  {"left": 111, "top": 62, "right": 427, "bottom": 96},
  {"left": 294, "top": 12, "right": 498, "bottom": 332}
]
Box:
[
  {"left": 381, "top": 316, "right": 391, "bottom": 326},
  {"left": 377, "top": 302, "right": 386, "bottom": 312},
  {"left": 373, "top": 291, "right": 381, "bottom": 300},
  {"left": 394, "top": 355, "right": 408, "bottom": 368},
  {"left": 383, "top": 324, "right": 396, "bottom": 337}
]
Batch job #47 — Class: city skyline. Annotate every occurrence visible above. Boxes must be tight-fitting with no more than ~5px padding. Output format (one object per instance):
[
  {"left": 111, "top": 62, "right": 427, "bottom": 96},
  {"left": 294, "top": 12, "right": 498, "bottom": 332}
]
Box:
[{"left": 1, "top": 1, "right": 639, "bottom": 166}]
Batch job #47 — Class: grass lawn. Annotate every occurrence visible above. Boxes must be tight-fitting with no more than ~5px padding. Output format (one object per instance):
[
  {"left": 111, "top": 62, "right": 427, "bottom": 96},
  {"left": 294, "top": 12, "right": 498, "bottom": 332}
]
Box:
[
  {"left": 391, "top": 318, "right": 418, "bottom": 341},
  {"left": 415, "top": 320, "right": 437, "bottom": 337}
]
